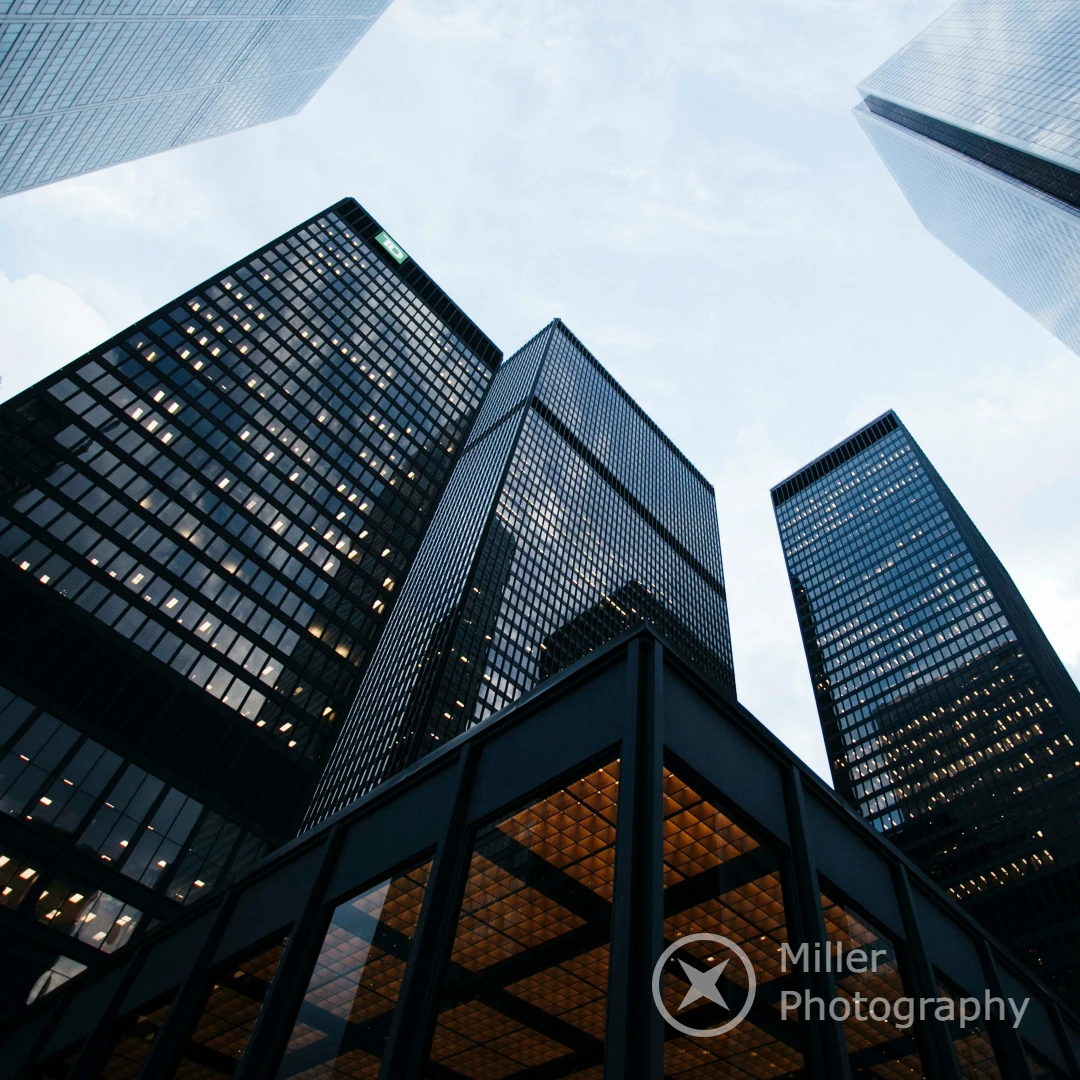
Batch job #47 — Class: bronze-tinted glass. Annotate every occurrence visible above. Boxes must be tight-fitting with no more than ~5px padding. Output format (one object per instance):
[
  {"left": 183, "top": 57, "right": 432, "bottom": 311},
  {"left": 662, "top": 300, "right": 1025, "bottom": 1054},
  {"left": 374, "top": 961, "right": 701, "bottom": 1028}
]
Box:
[
  {"left": 426, "top": 760, "right": 620, "bottom": 1080},
  {"left": 822, "top": 893, "right": 924, "bottom": 1078},
  {"left": 935, "top": 979, "right": 1001, "bottom": 1080},
  {"left": 275, "top": 860, "right": 433, "bottom": 1079},
  {"left": 1028, "top": 1047, "right": 1069, "bottom": 1078},
  {"left": 660, "top": 767, "right": 805, "bottom": 1077},
  {"left": 172, "top": 934, "right": 287, "bottom": 1077},
  {"left": 100, "top": 999, "right": 173, "bottom": 1079}
]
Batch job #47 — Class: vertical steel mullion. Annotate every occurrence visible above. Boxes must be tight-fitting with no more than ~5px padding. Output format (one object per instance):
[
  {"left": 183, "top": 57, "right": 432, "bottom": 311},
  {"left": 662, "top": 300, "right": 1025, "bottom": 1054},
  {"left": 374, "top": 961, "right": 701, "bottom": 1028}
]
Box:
[
  {"left": 231, "top": 824, "right": 347, "bottom": 1080},
  {"left": 134, "top": 887, "right": 239, "bottom": 1080},
  {"left": 378, "top": 742, "right": 481, "bottom": 1080},
  {"left": 13, "top": 998, "right": 67, "bottom": 1080},
  {"left": 604, "top": 635, "right": 664, "bottom": 1080},
  {"left": 781, "top": 765, "right": 852, "bottom": 1080},
  {"left": 1048, "top": 1001, "right": 1080, "bottom": 1079},
  {"left": 64, "top": 943, "right": 151, "bottom": 1080},
  {"left": 890, "top": 864, "right": 962, "bottom": 1080},
  {"left": 976, "top": 940, "right": 1033, "bottom": 1080}
]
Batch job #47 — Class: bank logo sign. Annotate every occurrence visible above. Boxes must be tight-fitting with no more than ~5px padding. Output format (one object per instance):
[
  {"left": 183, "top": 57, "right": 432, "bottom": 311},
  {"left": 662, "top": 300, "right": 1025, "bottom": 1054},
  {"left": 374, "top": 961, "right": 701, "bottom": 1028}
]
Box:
[{"left": 374, "top": 229, "right": 408, "bottom": 264}]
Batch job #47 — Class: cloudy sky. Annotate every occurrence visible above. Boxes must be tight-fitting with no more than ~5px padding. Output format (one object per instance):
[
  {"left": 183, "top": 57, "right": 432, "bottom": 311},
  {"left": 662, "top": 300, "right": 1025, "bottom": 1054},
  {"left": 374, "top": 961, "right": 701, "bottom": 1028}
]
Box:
[{"left": 2, "top": 0, "right": 1078, "bottom": 780}]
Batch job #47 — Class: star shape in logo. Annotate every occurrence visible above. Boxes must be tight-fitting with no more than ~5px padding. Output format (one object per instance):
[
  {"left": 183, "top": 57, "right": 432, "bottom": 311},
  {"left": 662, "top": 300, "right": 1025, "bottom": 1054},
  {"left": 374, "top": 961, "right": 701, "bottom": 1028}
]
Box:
[{"left": 676, "top": 957, "right": 730, "bottom": 1012}]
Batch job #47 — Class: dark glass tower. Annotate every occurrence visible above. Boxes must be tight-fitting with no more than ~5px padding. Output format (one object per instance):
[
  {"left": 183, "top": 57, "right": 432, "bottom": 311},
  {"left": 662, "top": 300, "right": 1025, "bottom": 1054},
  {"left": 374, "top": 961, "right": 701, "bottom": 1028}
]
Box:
[
  {"left": 772, "top": 410, "right": 1080, "bottom": 1000},
  {"left": 0, "top": 197, "right": 498, "bottom": 1015},
  {"left": 0, "top": 0, "right": 393, "bottom": 196},
  {"left": 855, "top": 0, "right": 1080, "bottom": 355},
  {"left": 305, "top": 319, "right": 734, "bottom": 828}
]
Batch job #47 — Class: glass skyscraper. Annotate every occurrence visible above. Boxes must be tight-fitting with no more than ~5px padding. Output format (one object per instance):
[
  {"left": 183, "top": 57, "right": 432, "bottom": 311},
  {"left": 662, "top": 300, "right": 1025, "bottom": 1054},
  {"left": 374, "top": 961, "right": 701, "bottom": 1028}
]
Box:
[
  {"left": 856, "top": 0, "right": 1080, "bottom": 356},
  {"left": 305, "top": 318, "right": 734, "bottom": 827},
  {"left": 772, "top": 410, "right": 1080, "bottom": 1002},
  {"left": 0, "top": 196, "right": 498, "bottom": 1015},
  {"left": 0, "top": 0, "right": 392, "bottom": 196}
]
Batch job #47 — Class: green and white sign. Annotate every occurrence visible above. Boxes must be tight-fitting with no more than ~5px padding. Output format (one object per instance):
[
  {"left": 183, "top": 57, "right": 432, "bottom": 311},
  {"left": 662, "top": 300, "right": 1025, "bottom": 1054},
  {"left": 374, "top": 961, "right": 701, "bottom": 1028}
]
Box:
[{"left": 374, "top": 230, "right": 409, "bottom": 265}]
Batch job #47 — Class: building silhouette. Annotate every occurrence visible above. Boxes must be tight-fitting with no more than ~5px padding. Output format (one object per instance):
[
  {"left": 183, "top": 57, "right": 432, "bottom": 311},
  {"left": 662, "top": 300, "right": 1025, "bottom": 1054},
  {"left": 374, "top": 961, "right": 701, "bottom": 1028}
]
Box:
[
  {"left": 304, "top": 319, "right": 735, "bottom": 826},
  {"left": 856, "top": 0, "right": 1080, "bottom": 355},
  {"left": 773, "top": 410, "right": 1080, "bottom": 1002},
  {"left": 0, "top": 197, "right": 498, "bottom": 1015},
  {"left": 0, "top": 0, "right": 392, "bottom": 196}
]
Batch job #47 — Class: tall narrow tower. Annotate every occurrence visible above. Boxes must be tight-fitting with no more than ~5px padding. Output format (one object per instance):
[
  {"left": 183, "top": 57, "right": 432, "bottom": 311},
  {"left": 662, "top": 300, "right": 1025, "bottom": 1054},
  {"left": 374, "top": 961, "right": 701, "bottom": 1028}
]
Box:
[
  {"left": 0, "top": 0, "right": 393, "bottom": 196},
  {"left": 856, "top": 0, "right": 1080, "bottom": 355},
  {"left": 772, "top": 410, "right": 1080, "bottom": 1000},
  {"left": 305, "top": 319, "right": 734, "bottom": 826},
  {"left": 0, "top": 197, "right": 498, "bottom": 1014}
]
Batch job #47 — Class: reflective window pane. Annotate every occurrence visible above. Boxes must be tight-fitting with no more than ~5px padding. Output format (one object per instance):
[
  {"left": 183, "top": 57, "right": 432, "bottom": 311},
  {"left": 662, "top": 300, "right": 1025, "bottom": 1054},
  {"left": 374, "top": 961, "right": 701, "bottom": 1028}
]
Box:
[
  {"left": 426, "top": 760, "right": 620, "bottom": 1079},
  {"left": 174, "top": 933, "right": 287, "bottom": 1076},
  {"left": 660, "top": 767, "right": 805, "bottom": 1076},
  {"left": 276, "top": 860, "right": 433, "bottom": 1079},
  {"left": 936, "top": 977, "right": 1001, "bottom": 1080},
  {"left": 822, "top": 892, "right": 925, "bottom": 1077},
  {"left": 99, "top": 999, "right": 172, "bottom": 1080}
]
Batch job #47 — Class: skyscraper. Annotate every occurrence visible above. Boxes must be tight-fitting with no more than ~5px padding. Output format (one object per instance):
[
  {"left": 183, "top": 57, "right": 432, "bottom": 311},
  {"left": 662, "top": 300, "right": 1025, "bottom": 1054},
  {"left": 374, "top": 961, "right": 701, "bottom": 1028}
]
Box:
[
  {"left": 305, "top": 319, "right": 735, "bottom": 827},
  {"left": 0, "top": 196, "right": 498, "bottom": 1015},
  {"left": 0, "top": 0, "right": 392, "bottom": 197},
  {"left": 855, "top": 0, "right": 1080, "bottom": 355},
  {"left": 772, "top": 410, "right": 1080, "bottom": 1000}
]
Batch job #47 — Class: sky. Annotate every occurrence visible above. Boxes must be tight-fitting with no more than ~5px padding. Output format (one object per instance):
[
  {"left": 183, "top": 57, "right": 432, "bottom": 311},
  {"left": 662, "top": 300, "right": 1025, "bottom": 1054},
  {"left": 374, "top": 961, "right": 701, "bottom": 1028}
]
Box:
[{"left": 2, "top": 0, "right": 1079, "bottom": 781}]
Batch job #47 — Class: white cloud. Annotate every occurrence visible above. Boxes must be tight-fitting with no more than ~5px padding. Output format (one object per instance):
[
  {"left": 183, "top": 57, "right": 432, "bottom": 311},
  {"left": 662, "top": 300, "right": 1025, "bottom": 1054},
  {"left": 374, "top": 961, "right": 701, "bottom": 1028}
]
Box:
[{"left": 0, "top": 271, "right": 110, "bottom": 403}]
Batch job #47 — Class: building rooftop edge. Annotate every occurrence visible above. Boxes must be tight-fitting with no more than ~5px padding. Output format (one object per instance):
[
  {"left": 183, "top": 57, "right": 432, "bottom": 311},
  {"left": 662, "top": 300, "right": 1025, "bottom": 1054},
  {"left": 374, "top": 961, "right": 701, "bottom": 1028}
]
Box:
[
  {"left": 548, "top": 318, "right": 717, "bottom": 495},
  {"left": 770, "top": 409, "right": 901, "bottom": 506}
]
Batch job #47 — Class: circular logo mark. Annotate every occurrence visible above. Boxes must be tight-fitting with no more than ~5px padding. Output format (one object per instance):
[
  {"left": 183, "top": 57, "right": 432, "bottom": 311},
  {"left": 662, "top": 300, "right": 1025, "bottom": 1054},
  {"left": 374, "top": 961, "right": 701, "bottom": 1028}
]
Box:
[{"left": 651, "top": 933, "right": 757, "bottom": 1037}]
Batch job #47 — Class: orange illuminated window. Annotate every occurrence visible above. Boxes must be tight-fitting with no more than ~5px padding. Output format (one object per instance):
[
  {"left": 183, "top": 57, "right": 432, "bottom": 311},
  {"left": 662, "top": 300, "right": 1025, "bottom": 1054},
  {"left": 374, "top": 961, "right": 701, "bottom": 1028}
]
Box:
[
  {"left": 426, "top": 760, "right": 620, "bottom": 1079},
  {"left": 659, "top": 766, "right": 806, "bottom": 1078},
  {"left": 275, "top": 860, "right": 432, "bottom": 1078}
]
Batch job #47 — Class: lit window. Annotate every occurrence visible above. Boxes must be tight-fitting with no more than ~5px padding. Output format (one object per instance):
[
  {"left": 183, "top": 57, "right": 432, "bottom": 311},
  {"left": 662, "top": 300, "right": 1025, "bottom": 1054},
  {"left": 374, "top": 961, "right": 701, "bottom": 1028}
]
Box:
[{"left": 18, "top": 868, "right": 35, "bottom": 880}]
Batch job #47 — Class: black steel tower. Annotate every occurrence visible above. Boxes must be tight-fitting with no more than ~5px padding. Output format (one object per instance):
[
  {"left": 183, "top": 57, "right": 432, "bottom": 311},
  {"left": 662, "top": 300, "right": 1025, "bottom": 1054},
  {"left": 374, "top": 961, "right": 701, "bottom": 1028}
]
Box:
[
  {"left": 773, "top": 409, "right": 1080, "bottom": 1001},
  {"left": 305, "top": 319, "right": 734, "bottom": 827},
  {"left": 0, "top": 198, "right": 498, "bottom": 1014}
]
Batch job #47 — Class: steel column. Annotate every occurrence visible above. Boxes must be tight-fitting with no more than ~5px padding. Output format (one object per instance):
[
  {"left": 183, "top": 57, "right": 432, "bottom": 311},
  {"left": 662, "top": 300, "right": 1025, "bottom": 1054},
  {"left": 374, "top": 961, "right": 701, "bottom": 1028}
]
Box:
[
  {"left": 231, "top": 823, "right": 347, "bottom": 1080},
  {"left": 781, "top": 765, "right": 852, "bottom": 1080},
  {"left": 378, "top": 742, "right": 481, "bottom": 1080},
  {"left": 604, "top": 636, "right": 664, "bottom": 1080}
]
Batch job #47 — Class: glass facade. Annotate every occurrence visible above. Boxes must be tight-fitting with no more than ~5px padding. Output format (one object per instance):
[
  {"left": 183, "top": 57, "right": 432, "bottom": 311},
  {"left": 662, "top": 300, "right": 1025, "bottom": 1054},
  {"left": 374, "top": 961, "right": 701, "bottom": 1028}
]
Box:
[
  {"left": 855, "top": 0, "right": 1080, "bottom": 357},
  {"left": 859, "top": 0, "right": 1080, "bottom": 176},
  {"left": 0, "top": 0, "right": 393, "bottom": 196},
  {"left": 0, "top": 197, "right": 498, "bottom": 1016},
  {"left": 772, "top": 410, "right": 1080, "bottom": 1003},
  {"left": 855, "top": 102, "right": 1080, "bottom": 357},
  {"left": 305, "top": 319, "right": 734, "bottom": 826},
  {"left": 3, "top": 628, "right": 1075, "bottom": 1080}
]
